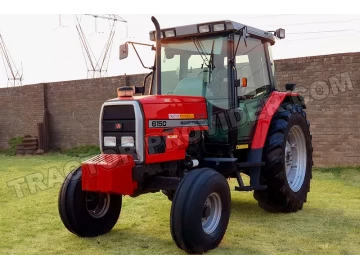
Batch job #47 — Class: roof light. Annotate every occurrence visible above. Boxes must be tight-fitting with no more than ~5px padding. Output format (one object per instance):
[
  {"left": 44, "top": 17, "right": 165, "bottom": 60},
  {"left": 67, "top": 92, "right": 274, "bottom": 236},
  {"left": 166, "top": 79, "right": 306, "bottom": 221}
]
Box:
[
  {"left": 198, "top": 25, "right": 211, "bottom": 33},
  {"left": 164, "top": 29, "right": 176, "bottom": 38},
  {"left": 275, "top": 28, "right": 285, "bottom": 39},
  {"left": 213, "top": 23, "right": 225, "bottom": 31},
  {"left": 149, "top": 31, "right": 164, "bottom": 40}
]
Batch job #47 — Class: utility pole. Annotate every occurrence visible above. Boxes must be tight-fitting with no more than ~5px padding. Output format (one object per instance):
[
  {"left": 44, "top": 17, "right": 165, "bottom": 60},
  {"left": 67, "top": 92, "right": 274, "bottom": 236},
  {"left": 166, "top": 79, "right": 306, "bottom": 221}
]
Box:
[
  {"left": 0, "top": 33, "right": 23, "bottom": 87},
  {"left": 75, "top": 14, "right": 127, "bottom": 78}
]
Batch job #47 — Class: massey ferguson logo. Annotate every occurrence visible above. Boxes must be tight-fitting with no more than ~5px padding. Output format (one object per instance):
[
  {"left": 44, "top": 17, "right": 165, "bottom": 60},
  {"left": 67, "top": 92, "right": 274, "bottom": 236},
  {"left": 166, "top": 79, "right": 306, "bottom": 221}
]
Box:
[{"left": 115, "top": 123, "right": 122, "bottom": 130}]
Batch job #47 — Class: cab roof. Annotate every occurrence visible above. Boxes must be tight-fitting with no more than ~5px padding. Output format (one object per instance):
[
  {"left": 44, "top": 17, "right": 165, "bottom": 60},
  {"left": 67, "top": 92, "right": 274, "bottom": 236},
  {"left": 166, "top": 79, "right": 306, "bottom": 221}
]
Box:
[{"left": 149, "top": 20, "right": 276, "bottom": 45}]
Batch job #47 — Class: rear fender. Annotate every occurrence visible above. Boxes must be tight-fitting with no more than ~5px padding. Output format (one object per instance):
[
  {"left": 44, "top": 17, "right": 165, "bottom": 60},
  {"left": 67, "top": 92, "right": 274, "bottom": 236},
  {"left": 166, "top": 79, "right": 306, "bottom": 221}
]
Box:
[
  {"left": 251, "top": 91, "right": 301, "bottom": 150},
  {"left": 247, "top": 91, "right": 302, "bottom": 186}
]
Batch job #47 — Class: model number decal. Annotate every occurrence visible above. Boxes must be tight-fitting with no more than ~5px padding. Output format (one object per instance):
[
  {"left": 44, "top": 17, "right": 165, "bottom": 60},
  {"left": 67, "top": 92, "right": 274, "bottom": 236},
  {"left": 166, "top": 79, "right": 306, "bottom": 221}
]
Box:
[
  {"left": 151, "top": 120, "right": 167, "bottom": 127},
  {"left": 148, "top": 119, "right": 208, "bottom": 128}
]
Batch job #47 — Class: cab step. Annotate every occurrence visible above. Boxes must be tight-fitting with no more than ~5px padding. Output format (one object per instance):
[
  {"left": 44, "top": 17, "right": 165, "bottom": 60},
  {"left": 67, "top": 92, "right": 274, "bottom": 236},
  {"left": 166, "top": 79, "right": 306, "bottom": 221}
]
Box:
[
  {"left": 235, "top": 185, "right": 267, "bottom": 192},
  {"left": 237, "top": 162, "right": 265, "bottom": 169}
]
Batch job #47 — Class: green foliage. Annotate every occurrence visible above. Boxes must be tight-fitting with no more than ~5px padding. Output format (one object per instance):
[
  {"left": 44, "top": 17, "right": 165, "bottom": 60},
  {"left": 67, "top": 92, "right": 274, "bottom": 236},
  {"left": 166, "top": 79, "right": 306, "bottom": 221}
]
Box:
[
  {"left": 5, "top": 137, "right": 23, "bottom": 156},
  {"left": 62, "top": 145, "right": 100, "bottom": 157}
]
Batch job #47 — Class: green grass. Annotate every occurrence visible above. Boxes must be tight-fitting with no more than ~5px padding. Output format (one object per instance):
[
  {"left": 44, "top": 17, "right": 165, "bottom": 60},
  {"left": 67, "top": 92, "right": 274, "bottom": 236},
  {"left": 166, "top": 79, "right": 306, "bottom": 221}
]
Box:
[
  {"left": 0, "top": 154, "right": 359, "bottom": 254},
  {"left": 60, "top": 145, "right": 101, "bottom": 157}
]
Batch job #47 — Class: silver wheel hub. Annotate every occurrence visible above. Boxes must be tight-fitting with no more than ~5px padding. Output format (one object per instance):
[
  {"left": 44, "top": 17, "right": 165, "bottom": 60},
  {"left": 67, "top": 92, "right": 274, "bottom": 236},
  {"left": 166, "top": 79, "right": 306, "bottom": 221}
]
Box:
[
  {"left": 285, "top": 125, "right": 307, "bottom": 192},
  {"left": 202, "top": 192, "right": 222, "bottom": 234},
  {"left": 86, "top": 193, "right": 111, "bottom": 218}
]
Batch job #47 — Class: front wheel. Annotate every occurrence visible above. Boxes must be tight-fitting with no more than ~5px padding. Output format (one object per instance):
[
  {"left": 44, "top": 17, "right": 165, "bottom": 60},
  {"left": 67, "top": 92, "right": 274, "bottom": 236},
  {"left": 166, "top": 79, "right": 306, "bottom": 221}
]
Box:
[
  {"left": 170, "top": 168, "right": 231, "bottom": 254},
  {"left": 58, "top": 167, "right": 122, "bottom": 237}
]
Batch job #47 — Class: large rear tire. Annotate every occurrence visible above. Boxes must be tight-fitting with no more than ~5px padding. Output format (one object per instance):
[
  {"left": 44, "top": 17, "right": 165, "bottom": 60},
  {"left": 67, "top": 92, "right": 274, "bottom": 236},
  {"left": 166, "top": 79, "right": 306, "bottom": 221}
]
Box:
[
  {"left": 170, "top": 168, "right": 231, "bottom": 254},
  {"left": 254, "top": 102, "right": 313, "bottom": 213},
  {"left": 58, "top": 167, "right": 122, "bottom": 237}
]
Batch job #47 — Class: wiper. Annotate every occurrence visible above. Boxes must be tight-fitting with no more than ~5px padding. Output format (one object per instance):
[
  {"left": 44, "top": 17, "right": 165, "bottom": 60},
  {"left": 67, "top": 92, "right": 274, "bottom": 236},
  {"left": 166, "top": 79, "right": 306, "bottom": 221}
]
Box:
[
  {"left": 192, "top": 37, "right": 210, "bottom": 69},
  {"left": 230, "top": 26, "right": 248, "bottom": 62},
  {"left": 209, "top": 40, "right": 215, "bottom": 71}
]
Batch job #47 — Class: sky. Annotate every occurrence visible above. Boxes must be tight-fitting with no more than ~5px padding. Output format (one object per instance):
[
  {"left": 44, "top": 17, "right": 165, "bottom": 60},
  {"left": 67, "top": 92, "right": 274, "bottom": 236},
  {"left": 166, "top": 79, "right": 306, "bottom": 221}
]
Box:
[{"left": 0, "top": 14, "right": 360, "bottom": 87}]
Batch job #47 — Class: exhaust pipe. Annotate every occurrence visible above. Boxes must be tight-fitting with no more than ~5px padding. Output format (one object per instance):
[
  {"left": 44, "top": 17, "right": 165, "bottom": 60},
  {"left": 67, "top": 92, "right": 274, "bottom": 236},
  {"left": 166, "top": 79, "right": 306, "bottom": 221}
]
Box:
[{"left": 151, "top": 16, "right": 162, "bottom": 95}]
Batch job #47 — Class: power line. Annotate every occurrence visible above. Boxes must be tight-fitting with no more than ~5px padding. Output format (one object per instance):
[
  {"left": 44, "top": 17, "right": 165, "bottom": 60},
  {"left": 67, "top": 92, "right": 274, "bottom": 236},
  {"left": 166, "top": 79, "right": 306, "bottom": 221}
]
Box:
[
  {"left": 286, "top": 32, "right": 360, "bottom": 42},
  {"left": 287, "top": 29, "right": 353, "bottom": 35},
  {"left": 238, "top": 14, "right": 288, "bottom": 19},
  {"left": 260, "top": 18, "right": 360, "bottom": 28}
]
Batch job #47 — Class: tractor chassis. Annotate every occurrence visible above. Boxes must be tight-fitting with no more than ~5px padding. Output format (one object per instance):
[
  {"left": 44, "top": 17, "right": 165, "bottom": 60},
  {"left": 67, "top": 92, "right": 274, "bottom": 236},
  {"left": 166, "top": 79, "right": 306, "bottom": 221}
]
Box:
[{"left": 131, "top": 156, "right": 267, "bottom": 197}]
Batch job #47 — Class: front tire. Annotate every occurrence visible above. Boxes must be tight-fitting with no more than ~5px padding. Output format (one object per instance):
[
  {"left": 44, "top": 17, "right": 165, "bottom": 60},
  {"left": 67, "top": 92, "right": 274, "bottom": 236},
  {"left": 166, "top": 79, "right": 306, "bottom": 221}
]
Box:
[
  {"left": 254, "top": 102, "right": 313, "bottom": 213},
  {"left": 58, "top": 167, "right": 122, "bottom": 237},
  {"left": 170, "top": 168, "right": 231, "bottom": 254}
]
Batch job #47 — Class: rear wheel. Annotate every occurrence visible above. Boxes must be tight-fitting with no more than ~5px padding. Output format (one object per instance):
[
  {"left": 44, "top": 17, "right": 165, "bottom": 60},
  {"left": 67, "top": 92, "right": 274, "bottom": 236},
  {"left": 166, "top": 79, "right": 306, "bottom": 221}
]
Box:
[
  {"left": 58, "top": 167, "right": 122, "bottom": 237},
  {"left": 254, "top": 102, "right": 313, "bottom": 213},
  {"left": 170, "top": 168, "right": 231, "bottom": 254}
]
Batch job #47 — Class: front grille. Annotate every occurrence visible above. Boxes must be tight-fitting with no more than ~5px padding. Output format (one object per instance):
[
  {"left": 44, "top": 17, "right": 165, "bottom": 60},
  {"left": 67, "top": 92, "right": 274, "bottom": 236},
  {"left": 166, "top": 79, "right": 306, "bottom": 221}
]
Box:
[{"left": 101, "top": 105, "right": 137, "bottom": 159}]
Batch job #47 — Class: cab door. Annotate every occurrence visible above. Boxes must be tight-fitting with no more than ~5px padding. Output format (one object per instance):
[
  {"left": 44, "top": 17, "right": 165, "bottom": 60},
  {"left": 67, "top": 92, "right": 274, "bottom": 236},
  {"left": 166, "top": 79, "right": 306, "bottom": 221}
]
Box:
[{"left": 234, "top": 38, "right": 273, "bottom": 144}]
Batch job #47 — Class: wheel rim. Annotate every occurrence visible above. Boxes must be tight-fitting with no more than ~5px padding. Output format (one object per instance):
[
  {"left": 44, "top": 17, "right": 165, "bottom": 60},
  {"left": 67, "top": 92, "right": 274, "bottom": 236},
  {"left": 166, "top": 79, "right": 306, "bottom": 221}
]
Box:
[
  {"left": 285, "top": 125, "right": 307, "bottom": 192},
  {"left": 86, "top": 193, "right": 110, "bottom": 218},
  {"left": 201, "top": 192, "right": 222, "bottom": 234}
]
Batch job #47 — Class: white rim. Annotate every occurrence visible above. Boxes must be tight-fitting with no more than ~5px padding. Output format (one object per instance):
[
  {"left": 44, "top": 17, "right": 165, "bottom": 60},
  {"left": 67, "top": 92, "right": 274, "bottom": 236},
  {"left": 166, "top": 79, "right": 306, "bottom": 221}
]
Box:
[
  {"left": 86, "top": 193, "right": 111, "bottom": 219},
  {"left": 201, "top": 192, "right": 222, "bottom": 234},
  {"left": 285, "top": 125, "right": 307, "bottom": 192}
]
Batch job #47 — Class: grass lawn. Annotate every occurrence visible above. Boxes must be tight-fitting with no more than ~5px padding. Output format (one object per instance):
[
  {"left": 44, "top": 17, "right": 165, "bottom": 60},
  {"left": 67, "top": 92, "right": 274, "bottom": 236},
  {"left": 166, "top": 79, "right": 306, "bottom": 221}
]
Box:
[{"left": 0, "top": 154, "right": 359, "bottom": 255}]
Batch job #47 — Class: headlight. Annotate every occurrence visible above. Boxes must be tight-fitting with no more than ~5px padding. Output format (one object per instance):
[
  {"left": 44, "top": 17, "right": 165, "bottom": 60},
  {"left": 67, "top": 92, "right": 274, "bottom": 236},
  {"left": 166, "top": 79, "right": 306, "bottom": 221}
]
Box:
[
  {"left": 164, "top": 29, "right": 176, "bottom": 38},
  {"left": 198, "top": 24, "right": 211, "bottom": 33},
  {"left": 149, "top": 32, "right": 155, "bottom": 41},
  {"left": 276, "top": 28, "right": 286, "bottom": 39},
  {"left": 213, "top": 23, "right": 225, "bottom": 32},
  {"left": 149, "top": 31, "right": 164, "bottom": 40},
  {"left": 121, "top": 136, "right": 134, "bottom": 147},
  {"left": 104, "top": 136, "right": 116, "bottom": 147}
]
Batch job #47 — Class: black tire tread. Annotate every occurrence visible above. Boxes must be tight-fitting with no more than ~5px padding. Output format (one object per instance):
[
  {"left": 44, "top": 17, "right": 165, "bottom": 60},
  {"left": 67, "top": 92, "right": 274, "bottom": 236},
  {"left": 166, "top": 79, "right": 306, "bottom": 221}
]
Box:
[
  {"left": 170, "top": 168, "right": 231, "bottom": 254},
  {"left": 254, "top": 102, "right": 313, "bottom": 213},
  {"left": 58, "top": 167, "right": 122, "bottom": 237}
]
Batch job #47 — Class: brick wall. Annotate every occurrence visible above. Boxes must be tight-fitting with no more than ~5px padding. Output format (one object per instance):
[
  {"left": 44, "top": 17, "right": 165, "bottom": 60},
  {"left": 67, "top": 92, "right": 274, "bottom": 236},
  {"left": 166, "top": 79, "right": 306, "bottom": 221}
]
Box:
[
  {"left": 46, "top": 76, "right": 126, "bottom": 149},
  {"left": 276, "top": 53, "right": 360, "bottom": 166},
  {"left": 0, "top": 52, "right": 360, "bottom": 166},
  {"left": 0, "top": 84, "right": 45, "bottom": 148}
]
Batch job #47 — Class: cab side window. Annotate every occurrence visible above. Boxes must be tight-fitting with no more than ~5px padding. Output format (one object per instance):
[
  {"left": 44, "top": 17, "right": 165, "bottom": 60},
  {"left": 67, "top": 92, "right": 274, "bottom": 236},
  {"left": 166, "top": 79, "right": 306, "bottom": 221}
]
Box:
[{"left": 235, "top": 37, "right": 271, "bottom": 97}]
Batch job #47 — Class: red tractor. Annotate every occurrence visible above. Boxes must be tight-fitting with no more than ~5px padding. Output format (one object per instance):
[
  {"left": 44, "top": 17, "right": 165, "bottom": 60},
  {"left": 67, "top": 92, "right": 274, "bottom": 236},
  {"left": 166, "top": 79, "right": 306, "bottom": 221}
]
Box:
[{"left": 58, "top": 17, "right": 313, "bottom": 254}]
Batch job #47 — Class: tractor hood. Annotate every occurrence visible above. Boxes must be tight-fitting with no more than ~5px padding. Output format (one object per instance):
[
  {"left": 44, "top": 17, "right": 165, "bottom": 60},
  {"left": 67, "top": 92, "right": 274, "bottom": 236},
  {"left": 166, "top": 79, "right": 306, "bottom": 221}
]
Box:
[{"left": 109, "top": 95, "right": 206, "bottom": 105}]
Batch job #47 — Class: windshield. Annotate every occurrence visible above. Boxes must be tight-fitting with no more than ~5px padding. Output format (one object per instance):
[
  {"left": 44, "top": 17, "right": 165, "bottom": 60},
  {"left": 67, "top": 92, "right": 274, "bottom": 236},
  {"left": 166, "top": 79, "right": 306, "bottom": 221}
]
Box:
[{"left": 158, "top": 35, "right": 229, "bottom": 103}]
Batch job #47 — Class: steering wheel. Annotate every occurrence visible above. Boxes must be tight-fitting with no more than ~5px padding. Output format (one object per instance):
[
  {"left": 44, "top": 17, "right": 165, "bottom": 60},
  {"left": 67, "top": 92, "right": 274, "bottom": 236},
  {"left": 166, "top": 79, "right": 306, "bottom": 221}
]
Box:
[
  {"left": 207, "top": 72, "right": 222, "bottom": 96},
  {"left": 197, "top": 71, "right": 205, "bottom": 77}
]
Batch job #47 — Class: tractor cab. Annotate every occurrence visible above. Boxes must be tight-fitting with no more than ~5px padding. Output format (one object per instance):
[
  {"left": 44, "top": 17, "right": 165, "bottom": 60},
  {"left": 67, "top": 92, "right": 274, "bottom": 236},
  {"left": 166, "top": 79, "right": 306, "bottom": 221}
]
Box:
[{"left": 119, "top": 20, "right": 285, "bottom": 152}]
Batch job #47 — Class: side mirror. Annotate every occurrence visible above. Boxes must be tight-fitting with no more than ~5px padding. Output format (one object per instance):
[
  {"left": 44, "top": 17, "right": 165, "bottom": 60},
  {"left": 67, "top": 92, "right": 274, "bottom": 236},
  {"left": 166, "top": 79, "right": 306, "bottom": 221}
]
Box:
[
  {"left": 285, "top": 83, "right": 296, "bottom": 91},
  {"left": 119, "top": 43, "right": 128, "bottom": 60}
]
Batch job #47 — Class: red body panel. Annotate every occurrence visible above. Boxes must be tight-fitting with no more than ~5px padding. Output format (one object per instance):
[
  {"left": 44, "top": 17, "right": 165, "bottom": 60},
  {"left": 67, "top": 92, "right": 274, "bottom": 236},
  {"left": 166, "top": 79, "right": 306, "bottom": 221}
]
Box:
[
  {"left": 118, "top": 95, "right": 206, "bottom": 105},
  {"left": 81, "top": 154, "right": 137, "bottom": 195},
  {"left": 139, "top": 96, "right": 208, "bottom": 164},
  {"left": 251, "top": 91, "right": 299, "bottom": 149}
]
